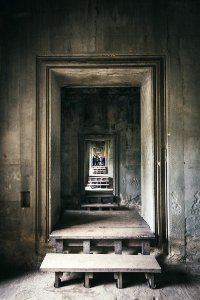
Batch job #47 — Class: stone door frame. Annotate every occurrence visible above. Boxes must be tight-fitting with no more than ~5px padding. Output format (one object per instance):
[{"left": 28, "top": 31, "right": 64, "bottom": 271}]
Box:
[
  {"left": 78, "top": 133, "right": 119, "bottom": 203},
  {"left": 36, "top": 54, "right": 167, "bottom": 250}
]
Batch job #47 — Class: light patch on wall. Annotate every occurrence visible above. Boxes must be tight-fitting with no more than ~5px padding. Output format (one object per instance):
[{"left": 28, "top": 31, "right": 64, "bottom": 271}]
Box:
[
  {"left": 191, "top": 191, "right": 200, "bottom": 215},
  {"left": 171, "top": 192, "right": 182, "bottom": 215}
]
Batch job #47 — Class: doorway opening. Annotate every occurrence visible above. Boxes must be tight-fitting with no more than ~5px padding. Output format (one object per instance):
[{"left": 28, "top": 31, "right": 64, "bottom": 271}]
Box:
[
  {"left": 36, "top": 55, "right": 166, "bottom": 250},
  {"left": 85, "top": 139, "right": 113, "bottom": 191},
  {"left": 61, "top": 86, "right": 141, "bottom": 214}
]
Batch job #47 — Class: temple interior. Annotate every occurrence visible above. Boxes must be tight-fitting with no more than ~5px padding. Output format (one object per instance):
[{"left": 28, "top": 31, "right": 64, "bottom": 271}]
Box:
[{"left": 0, "top": 0, "right": 200, "bottom": 298}]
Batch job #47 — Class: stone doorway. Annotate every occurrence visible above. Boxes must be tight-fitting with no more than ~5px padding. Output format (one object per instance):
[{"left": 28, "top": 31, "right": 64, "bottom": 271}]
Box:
[
  {"left": 36, "top": 55, "right": 166, "bottom": 250},
  {"left": 84, "top": 138, "right": 114, "bottom": 193},
  {"left": 81, "top": 134, "right": 117, "bottom": 207},
  {"left": 60, "top": 86, "right": 141, "bottom": 211}
]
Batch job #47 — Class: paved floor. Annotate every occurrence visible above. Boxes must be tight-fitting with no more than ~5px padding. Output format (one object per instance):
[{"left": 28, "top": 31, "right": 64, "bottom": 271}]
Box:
[
  {"left": 51, "top": 210, "right": 154, "bottom": 241},
  {"left": 0, "top": 268, "right": 200, "bottom": 300}
]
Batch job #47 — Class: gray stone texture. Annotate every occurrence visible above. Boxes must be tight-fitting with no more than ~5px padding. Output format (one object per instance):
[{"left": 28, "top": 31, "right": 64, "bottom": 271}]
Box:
[
  {"left": 0, "top": 0, "right": 200, "bottom": 270},
  {"left": 1, "top": 268, "right": 200, "bottom": 300}
]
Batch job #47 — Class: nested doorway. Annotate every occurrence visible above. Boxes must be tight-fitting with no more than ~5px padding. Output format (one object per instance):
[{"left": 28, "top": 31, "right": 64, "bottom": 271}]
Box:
[
  {"left": 80, "top": 134, "right": 118, "bottom": 204},
  {"left": 61, "top": 86, "right": 141, "bottom": 210},
  {"left": 36, "top": 55, "right": 166, "bottom": 250}
]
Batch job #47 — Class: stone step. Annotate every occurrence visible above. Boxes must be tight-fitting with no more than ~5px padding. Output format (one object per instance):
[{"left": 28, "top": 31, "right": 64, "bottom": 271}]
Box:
[
  {"left": 84, "top": 193, "right": 114, "bottom": 203},
  {"left": 40, "top": 253, "right": 161, "bottom": 289},
  {"left": 88, "top": 178, "right": 109, "bottom": 182},
  {"left": 87, "top": 183, "right": 109, "bottom": 186},
  {"left": 92, "top": 166, "right": 107, "bottom": 169},
  {"left": 87, "top": 185, "right": 110, "bottom": 189},
  {"left": 91, "top": 167, "right": 108, "bottom": 174},
  {"left": 85, "top": 187, "right": 113, "bottom": 191},
  {"left": 81, "top": 203, "right": 119, "bottom": 210},
  {"left": 88, "top": 183, "right": 109, "bottom": 186},
  {"left": 85, "top": 191, "right": 113, "bottom": 196},
  {"left": 92, "top": 171, "right": 108, "bottom": 174},
  {"left": 87, "top": 176, "right": 110, "bottom": 189},
  {"left": 90, "top": 173, "right": 109, "bottom": 176}
]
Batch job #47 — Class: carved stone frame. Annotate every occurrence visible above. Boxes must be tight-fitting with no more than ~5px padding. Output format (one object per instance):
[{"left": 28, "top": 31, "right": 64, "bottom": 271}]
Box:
[
  {"left": 78, "top": 133, "right": 119, "bottom": 202},
  {"left": 36, "top": 55, "right": 167, "bottom": 250}
]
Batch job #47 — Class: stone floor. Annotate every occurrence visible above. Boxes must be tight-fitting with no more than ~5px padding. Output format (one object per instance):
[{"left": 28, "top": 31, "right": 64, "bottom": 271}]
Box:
[{"left": 0, "top": 268, "right": 200, "bottom": 300}]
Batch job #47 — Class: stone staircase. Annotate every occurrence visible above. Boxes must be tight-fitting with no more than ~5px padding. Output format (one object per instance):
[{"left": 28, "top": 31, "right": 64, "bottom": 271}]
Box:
[
  {"left": 87, "top": 176, "right": 110, "bottom": 189},
  {"left": 92, "top": 166, "right": 108, "bottom": 175},
  {"left": 41, "top": 211, "right": 159, "bottom": 289},
  {"left": 86, "top": 166, "right": 111, "bottom": 190},
  {"left": 84, "top": 166, "right": 115, "bottom": 209}
]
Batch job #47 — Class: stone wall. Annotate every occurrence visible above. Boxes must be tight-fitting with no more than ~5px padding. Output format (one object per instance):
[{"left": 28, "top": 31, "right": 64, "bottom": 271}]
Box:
[{"left": 0, "top": 0, "right": 200, "bottom": 269}]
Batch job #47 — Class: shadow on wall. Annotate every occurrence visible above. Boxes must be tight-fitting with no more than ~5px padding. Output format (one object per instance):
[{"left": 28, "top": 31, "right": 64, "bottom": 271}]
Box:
[{"left": 120, "top": 194, "right": 141, "bottom": 213}]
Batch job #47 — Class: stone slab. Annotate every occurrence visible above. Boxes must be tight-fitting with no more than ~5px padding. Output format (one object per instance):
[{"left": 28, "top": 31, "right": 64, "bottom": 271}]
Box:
[{"left": 40, "top": 253, "right": 161, "bottom": 273}]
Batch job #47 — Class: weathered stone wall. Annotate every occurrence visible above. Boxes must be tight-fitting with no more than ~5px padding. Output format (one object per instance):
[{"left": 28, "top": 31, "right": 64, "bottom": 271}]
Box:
[{"left": 0, "top": 0, "right": 200, "bottom": 269}]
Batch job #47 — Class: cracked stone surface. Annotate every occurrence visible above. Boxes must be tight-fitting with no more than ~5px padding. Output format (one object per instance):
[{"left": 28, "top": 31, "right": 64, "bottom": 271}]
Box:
[{"left": 0, "top": 270, "right": 200, "bottom": 300}]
